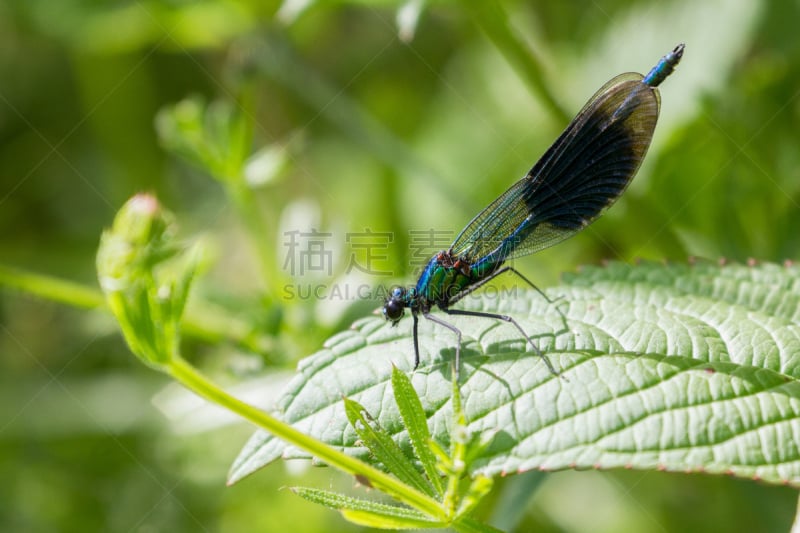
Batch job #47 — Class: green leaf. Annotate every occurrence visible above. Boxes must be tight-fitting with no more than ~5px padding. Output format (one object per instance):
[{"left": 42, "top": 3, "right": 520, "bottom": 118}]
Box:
[
  {"left": 340, "top": 509, "right": 443, "bottom": 530},
  {"left": 291, "top": 486, "right": 443, "bottom": 529},
  {"left": 343, "top": 398, "right": 436, "bottom": 497},
  {"left": 230, "top": 261, "right": 800, "bottom": 488},
  {"left": 391, "top": 366, "right": 445, "bottom": 496},
  {"left": 456, "top": 474, "right": 493, "bottom": 518},
  {"left": 155, "top": 97, "right": 251, "bottom": 183}
]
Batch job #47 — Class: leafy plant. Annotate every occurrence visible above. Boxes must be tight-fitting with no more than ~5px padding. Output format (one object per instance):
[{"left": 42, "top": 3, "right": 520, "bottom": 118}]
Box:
[
  {"left": 232, "top": 259, "right": 800, "bottom": 489},
  {"left": 95, "top": 194, "right": 800, "bottom": 530},
  {"left": 96, "top": 194, "right": 507, "bottom": 531},
  {"left": 291, "top": 368, "right": 498, "bottom": 530}
]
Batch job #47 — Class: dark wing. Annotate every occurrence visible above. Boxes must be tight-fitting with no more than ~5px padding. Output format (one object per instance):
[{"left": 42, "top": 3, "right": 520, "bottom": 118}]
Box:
[{"left": 450, "top": 73, "right": 660, "bottom": 263}]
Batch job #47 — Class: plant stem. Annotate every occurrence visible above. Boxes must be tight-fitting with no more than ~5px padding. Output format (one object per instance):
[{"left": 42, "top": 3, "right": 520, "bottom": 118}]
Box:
[
  {"left": 0, "top": 263, "right": 275, "bottom": 353},
  {"left": 166, "top": 357, "right": 446, "bottom": 520},
  {"left": 0, "top": 263, "right": 105, "bottom": 308}
]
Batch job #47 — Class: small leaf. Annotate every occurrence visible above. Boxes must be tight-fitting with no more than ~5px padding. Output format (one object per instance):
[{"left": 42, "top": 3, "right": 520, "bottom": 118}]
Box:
[
  {"left": 463, "top": 429, "right": 497, "bottom": 469},
  {"left": 291, "top": 487, "right": 442, "bottom": 529},
  {"left": 290, "top": 486, "right": 424, "bottom": 517},
  {"left": 155, "top": 97, "right": 251, "bottom": 183},
  {"left": 230, "top": 261, "right": 800, "bottom": 489},
  {"left": 340, "top": 509, "right": 443, "bottom": 530},
  {"left": 391, "top": 366, "right": 444, "bottom": 496},
  {"left": 456, "top": 475, "right": 493, "bottom": 518},
  {"left": 344, "top": 398, "right": 435, "bottom": 497}
]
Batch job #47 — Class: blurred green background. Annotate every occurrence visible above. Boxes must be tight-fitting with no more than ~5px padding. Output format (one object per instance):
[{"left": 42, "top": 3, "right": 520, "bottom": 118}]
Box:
[{"left": 2, "top": 0, "right": 799, "bottom": 531}]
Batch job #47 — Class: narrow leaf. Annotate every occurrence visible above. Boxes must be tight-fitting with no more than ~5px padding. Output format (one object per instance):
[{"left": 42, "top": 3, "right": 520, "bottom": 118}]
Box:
[
  {"left": 391, "top": 366, "right": 444, "bottom": 496},
  {"left": 291, "top": 486, "right": 428, "bottom": 519},
  {"left": 344, "top": 398, "right": 435, "bottom": 497},
  {"left": 456, "top": 475, "right": 493, "bottom": 518},
  {"left": 292, "top": 486, "right": 443, "bottom": 529},
  {"left": 341, "top": 509, "right": 444, "bottom": 530}
]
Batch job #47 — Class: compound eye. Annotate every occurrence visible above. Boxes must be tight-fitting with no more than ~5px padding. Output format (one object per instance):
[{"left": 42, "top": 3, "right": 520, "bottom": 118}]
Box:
[
  {"left": 382, "top": 299, "right": 405, "bottom": 323},
  {"left": 391, "top": 286, "right": 405, "bottom": 299}
]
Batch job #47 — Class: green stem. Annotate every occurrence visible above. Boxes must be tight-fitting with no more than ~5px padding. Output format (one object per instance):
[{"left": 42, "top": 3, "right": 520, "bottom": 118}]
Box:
[
  {"left": 166, "top": 357, "right": 446, "bottom": 520},
  {"left": 0, "top": 264, "right": 275, "bottom": 353},
  {"left": 0, "top": 263, "right": 105, "bottom": 308}
]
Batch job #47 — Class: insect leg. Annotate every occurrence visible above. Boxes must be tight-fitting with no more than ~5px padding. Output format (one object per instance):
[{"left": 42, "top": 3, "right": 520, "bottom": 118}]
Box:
[
  {"left": 447, "top": 266, "right": 568, "bottom": 334},
  {"left": 502, "top": 266, "right": 570, "bottom": 336},
  {"left": 412, "top": 312, "right": 420, "bottom": 369},
  {"left": 445, "top": 266, "right": 552, "bottom": 306},
  {"left": 442, "top": 307, "right": 560, "bottom": 377},
  {"left": 422, "top": 311, "right": 463, "bottom": 377}
]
